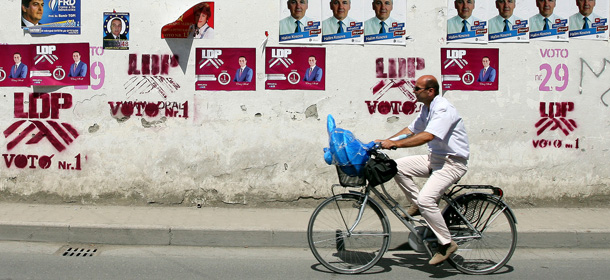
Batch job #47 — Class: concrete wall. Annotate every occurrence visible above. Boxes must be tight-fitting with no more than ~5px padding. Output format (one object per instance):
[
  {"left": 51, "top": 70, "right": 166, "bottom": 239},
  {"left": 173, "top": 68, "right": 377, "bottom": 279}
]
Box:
[{"left": 1, "top": 0, "right": 609, "bottom": 207}]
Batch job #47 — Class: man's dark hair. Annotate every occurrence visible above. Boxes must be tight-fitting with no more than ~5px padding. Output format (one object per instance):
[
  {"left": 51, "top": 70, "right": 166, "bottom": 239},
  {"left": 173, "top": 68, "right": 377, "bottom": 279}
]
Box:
[
  {"left": 425, "top": 78, "right": 440, "bottom": 96},
  {"left": 14, "top": 52, "right": 21, "bottom": 56},
  {"left": 22, "top": 0, "right": 34, "bottom": 16}
]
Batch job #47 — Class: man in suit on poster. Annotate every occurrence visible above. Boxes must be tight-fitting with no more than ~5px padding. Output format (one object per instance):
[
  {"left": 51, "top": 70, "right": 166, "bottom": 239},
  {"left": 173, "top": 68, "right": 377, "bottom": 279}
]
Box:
[
  {"left": 529, "top": 0, "right": 565, "bottom": 32},
  {"left": 447, "top": 0, "right": 481, "bottom": 34},
  {"left": 303, "top": 55, "right": 323, "bottom": 82},
  {"left": 8, "top": 53, "right": 28, "bottom": 79},
  {"left": 477, "top": 56, "right": 496, "bottom": 82},
  {"left": 569, "top": 0, "right": 601, "bottom": 31},
  {"left": 323, "top": 0, "right": 357, "bottom": 35},
  {"left": 280, "top": 0, "right": 313, "bottom": 35},
  {"left": 104, "top": 18, "right": 128, "bottom": 40},
  {"left": 21, "top": 0, "right": 44, "bottom": 27},
  {"left": 234, "top": 56, "right": 253, "bottom": 82},
  {"left": 488, "top": 0, "right": 525, "bottom": 34},
  {"left": 364, "top": 0, "right": 400, "bottom": 35},
  {"left": 68, "top": 51, "right": 88, "bottom": 78}
]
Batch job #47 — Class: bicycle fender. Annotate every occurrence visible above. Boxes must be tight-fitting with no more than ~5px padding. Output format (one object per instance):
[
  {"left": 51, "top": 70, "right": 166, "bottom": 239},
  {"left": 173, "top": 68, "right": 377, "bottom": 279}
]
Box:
[{"left": 451, "top": 193, "right": 518, "bottom": 224}]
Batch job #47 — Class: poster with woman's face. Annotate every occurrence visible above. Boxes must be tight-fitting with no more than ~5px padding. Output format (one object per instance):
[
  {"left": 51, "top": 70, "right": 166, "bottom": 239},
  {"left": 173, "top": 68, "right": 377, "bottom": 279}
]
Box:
[{"left": 161, "top": 2, "right": 215, "bottom": 39}]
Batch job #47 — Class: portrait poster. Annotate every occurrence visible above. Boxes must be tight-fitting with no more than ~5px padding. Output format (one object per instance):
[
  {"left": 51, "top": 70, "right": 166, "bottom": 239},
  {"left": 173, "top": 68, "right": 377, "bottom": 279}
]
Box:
[
  {"left": 568, "top": 0, "right": 608, "bottom": 40},
  {"left": 441, "top": 48, "right": 499, "bottom": 91},
  {"left": 487, "top": 0, "right": 530, "bottom": 43},
  {"left": 363, "top": 0, "right": 407, "bottom": 45},
  {"left": 195, "top": 48, "right": 256, "bottom": 91},
  {"left": 279, "top": 0, "right": 322, "bottom": 44},
  {"left": 161, "top": 2, "right": 215, "bottom": 39},
  {"left": 103, "top": 12, "right": 130, "bottom": 50},
  {"left": 446, "top": 0, "right": 490, "bottom": 43},
  {"left": 524, "top": 0, "right": 569, "bottom": 41},
  {"left": 0, "top": 45, "right": 33, "bottom": 87},
  {"left": 321, "top": 0, "right": 364, "bottom": 44},
  {"left": 21, "top": 0, "right": 82, "bottom": 35},
  {"left": 265, "top": 47, "right": 325, "bottom": 90},
  {"left": 30, "top": 43, "right": 90, "bottom": 87}
]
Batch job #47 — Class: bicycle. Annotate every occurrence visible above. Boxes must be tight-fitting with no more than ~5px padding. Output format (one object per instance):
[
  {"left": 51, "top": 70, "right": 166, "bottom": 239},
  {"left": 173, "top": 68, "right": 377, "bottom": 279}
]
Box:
[{"left": 307, "top": 147, "right": 518, "bottom": 274}]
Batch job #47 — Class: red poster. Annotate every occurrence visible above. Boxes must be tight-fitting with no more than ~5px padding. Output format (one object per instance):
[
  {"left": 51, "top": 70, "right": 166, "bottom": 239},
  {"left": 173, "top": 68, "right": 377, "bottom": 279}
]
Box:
[
  {"left": 0, "top": 45, "right": 33, "bottom": 87},
  {"left": 195, "top": 48, "right": 256, "bottom": 91},
  {"left": 265, "top": 47, "right": 325, "bottom": 90},
  {"left": 30, "top": 43, "right": 91, "bottom": 87},
  {"left": 161, "top": 2, "right": 215, "bottom": 39},
  {"left": 441, "top": 48, "right": 499, "bottom": 91}
]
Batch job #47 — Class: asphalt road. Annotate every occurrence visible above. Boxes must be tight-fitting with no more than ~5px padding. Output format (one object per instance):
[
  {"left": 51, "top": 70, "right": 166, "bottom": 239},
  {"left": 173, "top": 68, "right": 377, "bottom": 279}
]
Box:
[{"left": 0, "top": 241, "right": 609, "bottom": 279}]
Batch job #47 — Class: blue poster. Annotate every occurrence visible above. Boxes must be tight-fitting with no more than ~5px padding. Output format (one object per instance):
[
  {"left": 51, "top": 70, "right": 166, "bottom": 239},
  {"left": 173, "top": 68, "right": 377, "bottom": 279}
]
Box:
[{"left": 21, "top": 0, "right": 81, "bottom": 35}]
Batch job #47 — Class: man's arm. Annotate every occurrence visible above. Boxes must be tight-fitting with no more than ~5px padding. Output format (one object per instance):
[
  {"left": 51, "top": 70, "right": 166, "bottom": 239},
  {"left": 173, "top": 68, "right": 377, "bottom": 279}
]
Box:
[
  {"left": 245, "top": 67, "right": 253, "bottom": 82},
  {"left": 19, "top": 65, "right": 28, "bottom": 78},
  {"left": 78, "top": 63, "right": 88, "bottom": 77},
  {"left": 489, "top": 68, "right": 496, "bottom": 82},
  {"left": 379, "top": 131, "right": 434, "bottom": 149},
  {"left": 314, "top": 67, "right": 322, "bottom": 81}
]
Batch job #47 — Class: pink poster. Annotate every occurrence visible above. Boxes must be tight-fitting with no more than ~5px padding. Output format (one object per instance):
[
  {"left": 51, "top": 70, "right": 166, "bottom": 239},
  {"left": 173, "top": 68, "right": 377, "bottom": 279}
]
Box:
[
  {"left": 30, "top": 43, "right": 91, "bottom": 87},
  {"left": 0, "top": 45, "right": 33, "bottom": 87},
  {"left": 195, "top": 48, "right": 256, "bottom": 91},
  {"left": 441, "top": 48, "right": 499, "bottom": 91},
  {"left": 265, "top": 47, "right": 325, "bottom": 90}
]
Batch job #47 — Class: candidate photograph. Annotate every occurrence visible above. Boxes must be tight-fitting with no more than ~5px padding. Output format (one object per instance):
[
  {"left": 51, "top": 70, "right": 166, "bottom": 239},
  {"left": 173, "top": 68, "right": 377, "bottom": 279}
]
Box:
[
  {"left": 280, "top": 0, "right": 312, "bottom": 35},
  {"left": 8, "top": 53, "right": 28, "bottom": 79},
  {"left": 447, "top": 0, "right": 481, "bottom": 34},
  {"left": 303, "top": 55, "right": 323, "bottom": 82},
  {"left": 188, "top": 2, "right": 214, "bottom": 39},
  {"left": 477, "top": 56, "right": 496, "bottom": 82},
  {"left": 529, "top": 0, "right": 565, "bottom": 32},
  {"left": 21, "top": 0, "right": 44, "bottom": 27},
  {"left": 104, "top": 17, "right": 128, "bottom": 40},
  {"left": 364, "top": 0, "right": 399, "bottom": 35},
  {"left": 489, "top": 0, "right": 525, "bottom": 34},
  {"left": 68, "top": 51, "right": 87, "bottom": 78},
  {"left": 322, "top": 0, "right": 356, "bottom": 35},
  {"left": 233, "top": 56, "right": 253, "bottom": 83},
  {"left": 569, "top": 0, "right": 601, "bottom": 30}
]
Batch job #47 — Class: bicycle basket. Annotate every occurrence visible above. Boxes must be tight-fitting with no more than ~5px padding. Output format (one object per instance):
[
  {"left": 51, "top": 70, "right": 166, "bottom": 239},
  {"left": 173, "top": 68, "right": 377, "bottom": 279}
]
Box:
[{"left": 336, "top": 165, "right": 367, "bottom": 187}]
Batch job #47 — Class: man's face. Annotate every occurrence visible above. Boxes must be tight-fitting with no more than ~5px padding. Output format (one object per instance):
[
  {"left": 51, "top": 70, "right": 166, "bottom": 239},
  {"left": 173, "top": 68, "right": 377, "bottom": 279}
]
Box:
[
  {"left": 111, "top": 19, "right": 122, "bottom": 36},
  {"left": 482, "top": 57, "right": 490, "bottom": 67},
  {"left": 330, "top": 0, "right": 351, "bottom": 21},
  {"left": 576, "top": 0, "right": 596, "bottom": 17},
  {"left": 372, "top": 0, "right": 393, "bottom": 21},
  {"left": 455, "top": 0, "right": 475, "bottom": 19},
  {"left": 496, "top": 0, "right": 515, "bottom": 19},
  {"left": 536, "top": 0, "right": 556, "bottom": 17},
  {"left": 73, "top": 52, "right": 81, "bottom": 63},
  {"left": 414, "top": 79, "right": 432, "bottom": 103},
  {"left": 22, "top": 0, "right": 44, "bottom": 24},
  {"left": 238, "top": 57, "right": 247, "bottom": 68},
  {"left": 13, "top": 54, "right": 21, "bottom": 64},
  {"left": 288, "top": 0, "right": 308, "bottom": 20},
  {"left": 308, "top": 56, "right": 316, "bottom": 67}
]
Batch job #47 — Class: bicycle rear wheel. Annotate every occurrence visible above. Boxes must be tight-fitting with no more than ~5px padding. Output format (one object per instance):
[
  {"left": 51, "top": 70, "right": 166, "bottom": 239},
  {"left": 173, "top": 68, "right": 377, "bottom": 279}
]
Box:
[
  {"left": 443, "top": 193, "right": 517, "bottom": 274},
  {"left": 307, "top": 193, "right": 390, "bottom": 274}
]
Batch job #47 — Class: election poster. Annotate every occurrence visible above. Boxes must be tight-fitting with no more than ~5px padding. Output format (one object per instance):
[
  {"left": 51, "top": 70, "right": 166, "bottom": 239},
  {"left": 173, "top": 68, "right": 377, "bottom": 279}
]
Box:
[
  {"left": 0, "top": 45, "right": 33, "bottom": 87},
  {"left": 195, "top": 48, "right": 256, "bottom": 91},
  {"left": 161, "top": 2, "right": 215, "bottom": 39},
  {"left": 524, "top": 0, "right": 569, "bottom": 41},
  {"left": 21, "top": 0, "right": 81, "bottom": 35},
  {"left": 279, "top": 0, "right": 322, "bottom": 44},
  {"left": 441, "top": 48, "right": 499, "bottom": 91},
  {"left": 103, "top": 12, "right": 130, "bottom": 50},
  {"left": 363, "top": 0, "right": 407, "bottom": 45},
  {"left": 568, "top": 0, "right": 608, "bottom": 40},
  {"left": 265, "top": 47, "right": 325, "bottom": 90},
  {"left": 321, "top": 0, "right": 364, "bottom": 44},
  {"left": 487, "top": 0, "right": 529, "bottom": 43},
  {"left": 30, "top": 43, "right": 90, "bottom": 87},
  {"left": 446, "top": 0, "right": 490, "bottom": 43}
]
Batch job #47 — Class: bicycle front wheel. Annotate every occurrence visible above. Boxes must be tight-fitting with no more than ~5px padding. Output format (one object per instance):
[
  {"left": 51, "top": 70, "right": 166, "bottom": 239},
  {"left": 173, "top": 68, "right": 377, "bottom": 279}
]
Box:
[
  {"left": 307, "top": 193, "right": 391, "bottom": 274},
  {"left": 443, "top": 193, "right": 517, "bottom": 274}
]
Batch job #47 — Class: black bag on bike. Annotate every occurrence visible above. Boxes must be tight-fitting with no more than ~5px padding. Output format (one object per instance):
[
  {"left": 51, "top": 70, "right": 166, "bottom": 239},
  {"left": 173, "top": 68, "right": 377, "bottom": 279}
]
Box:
[{"left": 364, "top": 152, "right": 398, "bottom": 186}]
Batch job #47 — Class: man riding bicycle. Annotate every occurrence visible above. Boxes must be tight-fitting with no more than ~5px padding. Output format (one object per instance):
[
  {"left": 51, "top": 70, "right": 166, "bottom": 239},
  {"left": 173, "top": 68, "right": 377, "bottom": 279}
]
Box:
[{"left": 376, "top": 75, "right": 469, "bottom": 265}]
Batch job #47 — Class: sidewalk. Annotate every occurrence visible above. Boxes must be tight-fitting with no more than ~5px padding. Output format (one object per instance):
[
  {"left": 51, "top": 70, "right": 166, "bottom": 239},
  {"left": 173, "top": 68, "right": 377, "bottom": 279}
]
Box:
[{"left": 0, "top": 203, "right": 608, "bottom": 248}]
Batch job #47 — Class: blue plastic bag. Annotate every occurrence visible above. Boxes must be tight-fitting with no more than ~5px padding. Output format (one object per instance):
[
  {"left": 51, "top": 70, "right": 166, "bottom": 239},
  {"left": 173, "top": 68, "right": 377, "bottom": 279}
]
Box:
[{"left": 323, "top": 115, "right": 375, "bottom": 176}]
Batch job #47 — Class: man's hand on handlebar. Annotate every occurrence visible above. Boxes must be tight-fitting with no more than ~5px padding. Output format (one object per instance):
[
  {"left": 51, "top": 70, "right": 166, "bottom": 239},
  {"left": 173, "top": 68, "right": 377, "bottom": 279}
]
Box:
[{"left": 375, "top": 139, "right": 397, "bottom": 150}]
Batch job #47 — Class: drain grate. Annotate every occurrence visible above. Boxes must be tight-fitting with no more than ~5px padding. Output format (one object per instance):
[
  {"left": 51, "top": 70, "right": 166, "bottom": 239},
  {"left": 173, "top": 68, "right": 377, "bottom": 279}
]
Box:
[{"left": 55, "top": 245, "right": 101, "bottom": 257}]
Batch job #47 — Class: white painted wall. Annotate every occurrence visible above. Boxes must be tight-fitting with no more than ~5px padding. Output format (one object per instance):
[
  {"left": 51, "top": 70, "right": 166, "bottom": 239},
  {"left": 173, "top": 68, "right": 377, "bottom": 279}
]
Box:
[{"left": 1, "top": 0, "right": 609, "bottom": 206}]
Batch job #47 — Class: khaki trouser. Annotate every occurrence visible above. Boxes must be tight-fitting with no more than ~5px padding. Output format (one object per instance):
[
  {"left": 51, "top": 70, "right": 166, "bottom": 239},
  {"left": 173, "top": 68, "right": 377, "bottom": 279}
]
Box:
[{"left": 393, "top": 154, "right": 468, "bottom": 245}]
